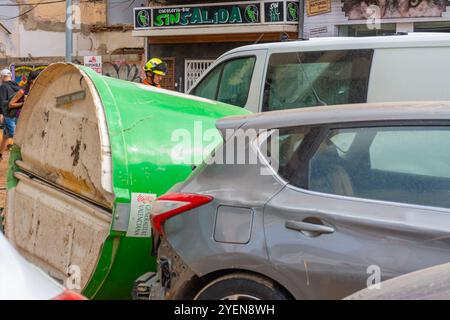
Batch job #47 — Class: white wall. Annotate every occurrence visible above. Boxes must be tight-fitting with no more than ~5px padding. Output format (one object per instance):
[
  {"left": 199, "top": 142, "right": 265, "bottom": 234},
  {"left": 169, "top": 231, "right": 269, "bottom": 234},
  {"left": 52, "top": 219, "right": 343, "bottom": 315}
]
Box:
[
  {"left": 18, "top": 24, "right": 66, "bottom": 58},
  {"left": 14, "top": 24, "right": 142, "bottom": 59},
  {"left": 304, "top": 0, "right": 346, "bottom": 37},
  {"left": 0, "top": 3, "right": 20, "bottom": 58},
  {"left": 1, "top": 0, "right": 142, "bottom": 60}
]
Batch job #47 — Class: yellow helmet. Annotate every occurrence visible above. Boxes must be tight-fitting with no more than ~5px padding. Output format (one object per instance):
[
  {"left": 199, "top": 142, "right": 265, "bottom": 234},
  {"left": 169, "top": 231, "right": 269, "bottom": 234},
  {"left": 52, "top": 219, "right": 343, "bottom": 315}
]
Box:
[{"left": 143, "top": 58, "right": 168, "bottom": 76}]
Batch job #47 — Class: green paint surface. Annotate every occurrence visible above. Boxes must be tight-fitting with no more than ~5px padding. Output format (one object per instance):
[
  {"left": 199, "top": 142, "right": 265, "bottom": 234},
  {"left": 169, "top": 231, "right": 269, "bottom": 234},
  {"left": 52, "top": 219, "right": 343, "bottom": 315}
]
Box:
[{"left": 80, "top": 66, "right": 250, "bottom": 299}]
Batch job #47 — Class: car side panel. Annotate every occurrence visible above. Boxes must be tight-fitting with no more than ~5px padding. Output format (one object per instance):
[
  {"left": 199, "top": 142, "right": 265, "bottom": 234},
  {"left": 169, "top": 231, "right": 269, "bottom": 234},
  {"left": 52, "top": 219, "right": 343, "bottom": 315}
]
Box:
[
  {"left": 264, "top": 185, "right": 450, "bottom": 299},
  {"left": 163, "top": 130, "right": 289, "bottom": 293}
]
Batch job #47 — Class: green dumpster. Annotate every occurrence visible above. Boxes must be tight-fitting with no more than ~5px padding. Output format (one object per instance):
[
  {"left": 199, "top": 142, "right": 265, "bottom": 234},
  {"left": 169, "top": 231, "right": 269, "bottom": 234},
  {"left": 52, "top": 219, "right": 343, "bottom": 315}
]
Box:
[{"left": 4, "top": 63, "right": 250, "bottom": 299}]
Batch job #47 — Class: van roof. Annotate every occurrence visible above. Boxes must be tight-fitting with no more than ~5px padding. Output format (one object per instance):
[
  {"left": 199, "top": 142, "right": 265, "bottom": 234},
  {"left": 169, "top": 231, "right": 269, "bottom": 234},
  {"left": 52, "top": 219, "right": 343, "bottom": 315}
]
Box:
[
  {"left": 223, "top": 33, "right": 450, "bottom": 55},
  {"left": 217, "top": 101, "right": 450, "bottom": 131}
]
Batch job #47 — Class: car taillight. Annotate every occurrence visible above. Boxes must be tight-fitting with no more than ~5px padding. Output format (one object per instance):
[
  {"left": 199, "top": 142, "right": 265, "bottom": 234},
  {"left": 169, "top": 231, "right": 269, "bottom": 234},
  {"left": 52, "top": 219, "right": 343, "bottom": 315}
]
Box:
[
  {"left": 52, "top": 290, "right": 87, "bottom": 300},
  {"left": 151, "top": 193, "right": 213, "bottom": 236}
]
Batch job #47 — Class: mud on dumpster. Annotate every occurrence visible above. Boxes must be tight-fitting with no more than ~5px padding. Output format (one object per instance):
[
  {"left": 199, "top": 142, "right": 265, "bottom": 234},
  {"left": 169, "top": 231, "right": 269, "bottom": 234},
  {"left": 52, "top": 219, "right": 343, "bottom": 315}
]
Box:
[{"left": 4, "top": 63, "right": 250, "bottom": 299}]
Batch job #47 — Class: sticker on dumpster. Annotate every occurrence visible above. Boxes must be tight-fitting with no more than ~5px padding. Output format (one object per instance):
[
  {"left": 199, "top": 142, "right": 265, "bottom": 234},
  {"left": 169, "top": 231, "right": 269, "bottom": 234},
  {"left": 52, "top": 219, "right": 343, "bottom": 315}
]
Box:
[{"left": 126, "top": 193, "right": 156, "bottom": 237}]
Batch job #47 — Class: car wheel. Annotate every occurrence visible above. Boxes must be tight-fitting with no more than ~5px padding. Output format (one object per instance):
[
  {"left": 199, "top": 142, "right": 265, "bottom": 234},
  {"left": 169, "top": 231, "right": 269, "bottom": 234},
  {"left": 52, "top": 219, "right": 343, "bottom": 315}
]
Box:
[{"left": 194, "top": 273, "right": 290, "bottom": 300}]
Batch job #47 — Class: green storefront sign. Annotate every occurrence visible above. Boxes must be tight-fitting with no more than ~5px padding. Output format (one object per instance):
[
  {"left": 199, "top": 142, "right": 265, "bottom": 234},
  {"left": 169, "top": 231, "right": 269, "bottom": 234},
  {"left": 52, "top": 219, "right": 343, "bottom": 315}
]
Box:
[
  {"left": 154, "top": 4, "right": 260, "bottom": 27},
  {"left": 134, "top": 1, "right": 299, "bottom": 29}
]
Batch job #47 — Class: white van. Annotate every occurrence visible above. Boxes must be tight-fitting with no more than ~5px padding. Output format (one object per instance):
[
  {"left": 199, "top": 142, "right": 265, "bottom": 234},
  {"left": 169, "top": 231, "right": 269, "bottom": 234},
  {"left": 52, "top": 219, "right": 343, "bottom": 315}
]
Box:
[{"left": 188, "top": 33, "right": 450, "bottom": 113}]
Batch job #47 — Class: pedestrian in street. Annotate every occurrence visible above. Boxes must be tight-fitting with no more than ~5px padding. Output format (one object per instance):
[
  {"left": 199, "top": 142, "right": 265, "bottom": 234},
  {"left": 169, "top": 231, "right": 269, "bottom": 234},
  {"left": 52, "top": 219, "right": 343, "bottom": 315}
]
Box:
[
  {"left": 0, "top": 68, "right": 22, "bottom": 160},
  {"left": 142, "top": 58, "right": 168, "bottom": 88}
]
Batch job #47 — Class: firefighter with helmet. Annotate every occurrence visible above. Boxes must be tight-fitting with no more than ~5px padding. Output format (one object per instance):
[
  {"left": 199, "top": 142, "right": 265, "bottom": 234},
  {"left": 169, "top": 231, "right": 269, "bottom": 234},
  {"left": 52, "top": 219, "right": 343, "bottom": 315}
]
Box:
[{"left": 142, "top": 58, "right": 167, "bottom": 88}]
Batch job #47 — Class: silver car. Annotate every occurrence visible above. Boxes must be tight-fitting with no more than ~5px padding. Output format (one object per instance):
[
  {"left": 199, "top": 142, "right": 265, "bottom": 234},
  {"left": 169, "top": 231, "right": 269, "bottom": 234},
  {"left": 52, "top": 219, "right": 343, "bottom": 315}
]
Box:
[
  {"left": 345, "top": 262, "right": 450, "bottom": 300},
  {"left": 136, "top": 101, "right": 450, "bottom": 300}
]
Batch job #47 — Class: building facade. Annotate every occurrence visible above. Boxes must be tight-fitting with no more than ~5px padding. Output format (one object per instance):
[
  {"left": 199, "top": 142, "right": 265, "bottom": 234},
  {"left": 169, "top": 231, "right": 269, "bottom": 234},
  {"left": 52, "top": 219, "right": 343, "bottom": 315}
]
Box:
[
  {"left": 0, "top": 0, "right": 146, "bottom": 83},
  {"left": 303, "top": 0, "right": 450, "bottom": 37},
  {"left": 3, "top": 0, "right": 448, "bottom": 89},
  {"left": 133, "top": 0, "right": 300, "bottom": 92},
  {"left": 133, "top": 0, "right": 450, "bottom": 92}
]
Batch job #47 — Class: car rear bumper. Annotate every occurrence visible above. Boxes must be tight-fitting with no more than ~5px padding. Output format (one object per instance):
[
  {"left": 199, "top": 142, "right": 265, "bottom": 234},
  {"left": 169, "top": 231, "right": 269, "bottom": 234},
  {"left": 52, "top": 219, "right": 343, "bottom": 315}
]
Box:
[
  {"left": 133, "top": 239, "right": 198, "bottom": 300},
  {"left": 132, "top": 272, "right": 165, "bottom": 300}
]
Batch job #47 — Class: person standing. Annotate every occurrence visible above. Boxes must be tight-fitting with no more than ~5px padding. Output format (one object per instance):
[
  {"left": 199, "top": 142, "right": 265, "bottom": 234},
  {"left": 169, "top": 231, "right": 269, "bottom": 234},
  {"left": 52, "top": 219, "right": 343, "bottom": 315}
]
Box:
[
  {"left": 0, "top": 69, "right": 21, "bottom": 160},
  {"left": 142, "top": 58, "right": 168, "bottom": 88}
]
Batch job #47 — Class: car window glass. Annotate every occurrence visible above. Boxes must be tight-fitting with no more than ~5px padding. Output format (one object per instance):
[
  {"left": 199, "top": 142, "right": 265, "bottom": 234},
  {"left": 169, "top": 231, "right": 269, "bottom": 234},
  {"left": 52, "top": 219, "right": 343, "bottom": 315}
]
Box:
[
  {"left": 307, "top": 126, "right": 450, "bottom": 209},
  {"left": 191, "top": 64, "right": 222, "bottom": 100},
  {"left": 370, "top": 129, "right": 450, "bottom": 179},
  {"left": 261, "top": 127, "right": 312, "bottom": 183},
  {"left": 217, "top": 57, "right": 256, "bottom": 107},
  {"left": 330, "top": 131, "right": 357, "bottom": 156},
  {"left": 263, "top": 50, "right": 373, "bottom": 111}
]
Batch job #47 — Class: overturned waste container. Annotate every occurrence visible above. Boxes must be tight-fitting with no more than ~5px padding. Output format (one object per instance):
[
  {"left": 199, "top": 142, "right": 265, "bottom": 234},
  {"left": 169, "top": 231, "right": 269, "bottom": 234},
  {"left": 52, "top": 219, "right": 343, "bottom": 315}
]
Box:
[{"left": 4, "top": 63, "right": 250, "bottom": 299}]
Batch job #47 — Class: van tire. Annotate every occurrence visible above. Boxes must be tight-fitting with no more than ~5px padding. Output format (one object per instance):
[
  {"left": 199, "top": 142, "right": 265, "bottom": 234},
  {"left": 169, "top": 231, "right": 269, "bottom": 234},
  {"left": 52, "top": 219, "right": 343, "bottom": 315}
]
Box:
[{"left": 194, "top": 273, "right": 290, "bottom": 300}]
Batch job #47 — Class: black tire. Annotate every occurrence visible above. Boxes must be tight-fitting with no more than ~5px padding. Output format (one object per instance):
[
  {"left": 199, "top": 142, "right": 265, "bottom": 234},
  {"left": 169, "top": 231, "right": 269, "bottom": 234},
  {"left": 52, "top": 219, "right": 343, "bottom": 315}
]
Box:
[{"left": 194, "top": 273, "right": 290, "bottom": 300}]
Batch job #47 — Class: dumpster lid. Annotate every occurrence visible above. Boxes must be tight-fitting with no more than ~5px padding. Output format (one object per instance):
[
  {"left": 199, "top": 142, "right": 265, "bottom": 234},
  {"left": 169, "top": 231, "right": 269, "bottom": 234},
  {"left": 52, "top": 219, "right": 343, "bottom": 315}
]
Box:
[{"left": 15, "top": 63, "right": 114, "bottom": 208}]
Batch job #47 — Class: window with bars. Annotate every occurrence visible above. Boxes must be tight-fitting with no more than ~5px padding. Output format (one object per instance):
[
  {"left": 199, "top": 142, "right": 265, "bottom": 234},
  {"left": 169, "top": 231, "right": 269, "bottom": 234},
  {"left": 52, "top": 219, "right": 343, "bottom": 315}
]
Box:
[
  {"left": 185, "top": 59, "right": 214, "bottom": 93},
  {"left": 160, "top": 57, "right": 176, "bottom": 91}
]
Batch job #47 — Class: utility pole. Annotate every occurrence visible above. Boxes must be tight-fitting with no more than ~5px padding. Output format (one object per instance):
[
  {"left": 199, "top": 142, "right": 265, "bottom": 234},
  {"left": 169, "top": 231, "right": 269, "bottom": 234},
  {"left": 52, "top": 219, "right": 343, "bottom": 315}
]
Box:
[
  {"left": 298, "top": 0, "right": 305, "bottom": 39},
  {"left": 65, "top": 0, "right": 73, "bottom": 62}
]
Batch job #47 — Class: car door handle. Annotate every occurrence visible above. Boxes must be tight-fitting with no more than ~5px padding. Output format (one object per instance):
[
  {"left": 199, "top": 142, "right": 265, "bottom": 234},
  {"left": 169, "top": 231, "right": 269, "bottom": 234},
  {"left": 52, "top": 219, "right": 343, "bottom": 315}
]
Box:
[{"left": 285, "top": 220, "right": 335, "bottom": 235}]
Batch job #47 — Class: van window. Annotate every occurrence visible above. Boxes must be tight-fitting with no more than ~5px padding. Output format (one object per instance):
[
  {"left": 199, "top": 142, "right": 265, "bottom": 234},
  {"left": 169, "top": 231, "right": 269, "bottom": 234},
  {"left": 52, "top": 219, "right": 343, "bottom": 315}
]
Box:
[
  {"left": 191, "top": 56, "right": 256, "bottom": 108},
  {"left": 262, "top": 50, "right": 373, "bottom": 111},
  {"left": 191, "top": 65, "right": 222, "bottom": 100},
  {"left": 217, "top": 58, "right": 255, "bottom": 107}
]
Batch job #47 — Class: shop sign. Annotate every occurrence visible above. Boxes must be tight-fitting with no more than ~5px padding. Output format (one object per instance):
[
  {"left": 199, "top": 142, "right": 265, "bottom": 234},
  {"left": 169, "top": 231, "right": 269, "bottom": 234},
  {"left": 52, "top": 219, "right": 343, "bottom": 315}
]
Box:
[
  {"left": 135, "top": 8, "right": 152, "bottom": 28},
  {"left": 151, "top": 4, "right": 261, "bottom": 27},
  {"left": 286, "top": 1, "right": 300, "bottom": 21},
  {"left": 309, "top": 26, "right": 329, "bottom": 37},
  {"left": 84, "top": 55, "right": 102, "bottom": 74},
  {"left": 306, "top": 0, "right": 331, "bottom": 16},
  {"left": 264, "top": 2, "right": 285, "bottom": 22},
  {"left": 134, "top": 1, "right": 300, "bottom": 30}
]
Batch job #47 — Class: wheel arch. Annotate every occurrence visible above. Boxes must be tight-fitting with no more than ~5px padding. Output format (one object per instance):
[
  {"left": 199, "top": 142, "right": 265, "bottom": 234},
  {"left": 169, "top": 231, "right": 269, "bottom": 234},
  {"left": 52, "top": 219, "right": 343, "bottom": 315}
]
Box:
[{"left": 173, "top": 268, "right": 297, "bottom": 300}]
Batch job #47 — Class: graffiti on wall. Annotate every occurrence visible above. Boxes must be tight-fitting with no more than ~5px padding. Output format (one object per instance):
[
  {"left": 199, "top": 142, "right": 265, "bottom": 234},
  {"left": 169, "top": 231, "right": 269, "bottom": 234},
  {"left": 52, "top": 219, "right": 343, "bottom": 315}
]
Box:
[
  {"left": 14, "top": 65, "right": 47, "bottom": 87},
  {"left": 103, "top": 61, "right": 142, "bottom": 82},
  {"left": 11, "top": 62, "right": 143, "bottom": 85}
]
